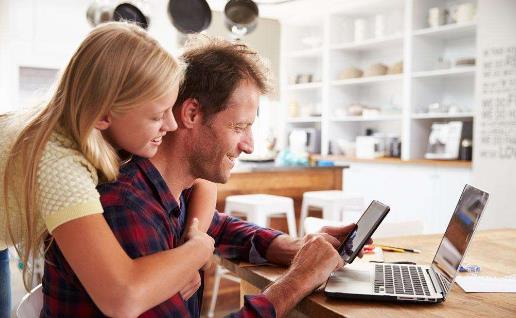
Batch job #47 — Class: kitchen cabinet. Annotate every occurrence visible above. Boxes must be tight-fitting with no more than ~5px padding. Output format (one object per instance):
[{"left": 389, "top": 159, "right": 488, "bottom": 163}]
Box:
[{"left": 343, "top": 162, "right": 471, "bottom": 234}]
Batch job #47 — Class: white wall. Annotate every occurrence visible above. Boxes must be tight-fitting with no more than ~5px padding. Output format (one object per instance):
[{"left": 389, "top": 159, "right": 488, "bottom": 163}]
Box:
[{"left": 473, "top": 0, "right": 516, "bottom": 229}]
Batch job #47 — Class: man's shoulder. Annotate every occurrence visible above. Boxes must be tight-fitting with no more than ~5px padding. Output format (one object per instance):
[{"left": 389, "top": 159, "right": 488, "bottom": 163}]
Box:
[{"left": 97, "top": 159, "right": 151, "bottom": 207}]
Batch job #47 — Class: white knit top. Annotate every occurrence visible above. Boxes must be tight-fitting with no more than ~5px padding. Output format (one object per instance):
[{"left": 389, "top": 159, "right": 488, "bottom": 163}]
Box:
[{"left": 0, "top": 112, "right": 104, "bottom": 250}]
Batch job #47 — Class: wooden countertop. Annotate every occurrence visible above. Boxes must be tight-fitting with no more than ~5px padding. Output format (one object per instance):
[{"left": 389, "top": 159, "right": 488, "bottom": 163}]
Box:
[
  {"left": 232, "top": 161, "right": 349, "bottom": 173},
  {"left": 222, "top": 229, "right": 516, "bottom": 318},
  {"left": 313, "top": 155, "right": 472, "bottom": 169}
]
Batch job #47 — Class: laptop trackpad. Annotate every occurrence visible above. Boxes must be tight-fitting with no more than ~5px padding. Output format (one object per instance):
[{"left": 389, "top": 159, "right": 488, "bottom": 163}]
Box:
[{"left": 325, "top": 266, "right": 372, "bottom": 294}]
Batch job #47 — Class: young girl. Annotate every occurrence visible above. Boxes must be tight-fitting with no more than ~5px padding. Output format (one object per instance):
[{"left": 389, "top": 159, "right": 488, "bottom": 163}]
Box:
[{"left": 0, "top": 22, "right": 215, "bottom": 316}]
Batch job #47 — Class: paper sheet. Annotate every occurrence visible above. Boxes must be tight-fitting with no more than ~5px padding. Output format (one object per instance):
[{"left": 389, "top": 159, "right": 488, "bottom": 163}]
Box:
[{"left": 455, "top": 275, "right": 516, "bottom": 293}]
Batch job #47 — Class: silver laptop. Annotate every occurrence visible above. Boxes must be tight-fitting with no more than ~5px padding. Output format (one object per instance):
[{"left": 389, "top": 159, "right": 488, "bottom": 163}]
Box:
[{"left": 325, "top": 184, "right": 489, "bottom": 303}]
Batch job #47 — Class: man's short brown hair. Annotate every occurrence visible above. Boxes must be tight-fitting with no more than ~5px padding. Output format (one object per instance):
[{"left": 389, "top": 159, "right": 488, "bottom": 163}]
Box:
[{"left": 175, "top": 35, "right": 271, "bottom": 121}]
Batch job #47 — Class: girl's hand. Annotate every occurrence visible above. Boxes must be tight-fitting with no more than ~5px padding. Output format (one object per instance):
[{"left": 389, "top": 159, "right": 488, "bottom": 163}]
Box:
[
  {"left": 186, "top": 218, "right": 215, "bottom": 266},
  {"left": 180, "top": 272, "right": 202, "bottom": 300}
]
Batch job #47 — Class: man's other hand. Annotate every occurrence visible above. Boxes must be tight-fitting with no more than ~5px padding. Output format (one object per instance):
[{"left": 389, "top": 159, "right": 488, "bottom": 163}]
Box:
[{"left": 289, "top": 234, "right": 344, "bottom": 292}]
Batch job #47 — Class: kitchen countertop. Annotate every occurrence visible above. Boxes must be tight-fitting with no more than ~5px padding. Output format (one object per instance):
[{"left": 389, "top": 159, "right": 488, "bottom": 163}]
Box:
[{"left": 232, "top": 160, "right": 349, "bottom": 173}]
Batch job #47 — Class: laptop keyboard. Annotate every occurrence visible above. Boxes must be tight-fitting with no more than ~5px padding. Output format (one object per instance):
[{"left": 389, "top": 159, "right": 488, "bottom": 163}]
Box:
[{"left": 374, "top": 264, "right": 431, "bottom": 296}]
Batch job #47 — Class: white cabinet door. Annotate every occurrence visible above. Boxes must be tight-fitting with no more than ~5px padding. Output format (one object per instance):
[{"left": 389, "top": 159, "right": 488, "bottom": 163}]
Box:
[{"left": 344, "top": 163, "right": 472, "bottom": 234}]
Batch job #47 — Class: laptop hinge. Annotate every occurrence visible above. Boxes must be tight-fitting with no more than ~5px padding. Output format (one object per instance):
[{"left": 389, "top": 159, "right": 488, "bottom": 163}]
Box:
[{"left": 426, "top": 268, "right": 445, "bottom": 297}]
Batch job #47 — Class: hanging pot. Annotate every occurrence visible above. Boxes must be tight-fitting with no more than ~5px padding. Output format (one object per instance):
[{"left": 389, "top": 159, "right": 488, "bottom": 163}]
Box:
[
  {"left": 224, "top": 0, "right": 259, "bottom": 37},
  {"left": 167, "top": 0, "right": 212, "bottom": 34}
]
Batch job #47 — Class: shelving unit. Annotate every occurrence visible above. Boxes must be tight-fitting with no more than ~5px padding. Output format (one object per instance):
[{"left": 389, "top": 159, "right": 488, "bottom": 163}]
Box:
[
  {"left": 280, "top": 0, "right": 478, "bottom": 163},
  {"left": 331, "top": 115, "right": 402, "bottom": 122},
  {"left": 331, "top": 74, "right": 403, "bottom": 86},
  {"left": 412, "top": 66, "right": 476, "bottom": 78}
]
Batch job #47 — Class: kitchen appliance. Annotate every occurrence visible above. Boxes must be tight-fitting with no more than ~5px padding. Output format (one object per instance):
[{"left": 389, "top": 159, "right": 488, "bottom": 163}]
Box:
[
  {"left": 425, "top": 121, "right": 463, "bottom": 160},
  {"left": 289, "top": 128, "right": 320, "bottom": 154},
  {"left": 356, "top": 136, "right": 384, "bottom": 159}
]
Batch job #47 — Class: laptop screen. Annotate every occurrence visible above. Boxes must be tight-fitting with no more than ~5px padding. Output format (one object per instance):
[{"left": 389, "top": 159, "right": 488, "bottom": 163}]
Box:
[{"left": 431, "top": 184, "right": 489, "bottom": 294}]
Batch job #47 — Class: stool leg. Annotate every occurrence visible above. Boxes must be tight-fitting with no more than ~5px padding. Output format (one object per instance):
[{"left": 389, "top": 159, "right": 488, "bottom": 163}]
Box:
[
  {"left": 299, "top": 199, "right": 309, "bottom": 237},
  {"left": 207, "top": 265, "right": 223, "bottom": 318},
  {"left": 285, "top": 205, "right": 298, "bottom": 239},
  {"left": 247, "top": 209, "right": 268, "bottom": 228}
]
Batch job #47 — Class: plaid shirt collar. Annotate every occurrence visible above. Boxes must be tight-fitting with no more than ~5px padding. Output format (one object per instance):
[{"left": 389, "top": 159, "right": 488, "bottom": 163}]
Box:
[{"left": 127, "top": 156, "right": 182, "bottom": 217}]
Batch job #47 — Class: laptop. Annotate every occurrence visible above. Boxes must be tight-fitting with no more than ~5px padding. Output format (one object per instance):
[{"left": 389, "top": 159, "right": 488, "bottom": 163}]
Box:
[{"left": 324, "top": 184, "right": 489, "bottom": 303}]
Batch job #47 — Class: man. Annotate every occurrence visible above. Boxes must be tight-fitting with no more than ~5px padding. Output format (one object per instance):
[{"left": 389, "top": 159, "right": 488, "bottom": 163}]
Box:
[{"left": 45, "top": 36, "right": 352, "bottom": 317}]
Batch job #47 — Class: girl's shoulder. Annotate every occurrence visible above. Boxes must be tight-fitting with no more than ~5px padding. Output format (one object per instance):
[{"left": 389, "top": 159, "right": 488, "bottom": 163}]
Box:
[{"left": 42, "top": 131, "right": 99, "bottom": 185}]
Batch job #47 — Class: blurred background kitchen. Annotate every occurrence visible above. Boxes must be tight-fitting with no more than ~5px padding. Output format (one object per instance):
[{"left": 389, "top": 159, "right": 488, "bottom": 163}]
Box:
[{"left": 1, "top": 0, "right": 515, "bottom": 316}]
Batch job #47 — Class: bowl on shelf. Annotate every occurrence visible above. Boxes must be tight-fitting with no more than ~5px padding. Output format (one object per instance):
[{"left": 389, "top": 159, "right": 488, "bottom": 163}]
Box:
[
  {"left": 387, "top": 61, "right": 403, "bottom": 74},
  {"left": 364, "top": 63, "right": 388, "bottom": 77},
  {"left": 339, "top": 67, "right": 363, "bottom": 80}
]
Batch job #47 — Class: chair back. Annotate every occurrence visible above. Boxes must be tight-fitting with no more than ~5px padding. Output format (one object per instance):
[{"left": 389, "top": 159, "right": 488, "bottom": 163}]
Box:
[
  {"left": 303, "top": 217, "right": 345, "bottom": 234},
  {"left": 16, "top": 284, "right": 43, "bottom": 318}
]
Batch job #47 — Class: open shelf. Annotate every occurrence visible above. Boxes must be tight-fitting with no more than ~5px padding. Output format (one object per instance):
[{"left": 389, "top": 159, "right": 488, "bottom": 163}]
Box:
[
  {"left": 284, "top": 47, "right": 323, "bottom": 58},
  {"left": 412, "top": 67, "right": 476, "bottom": 78},
  {"left": 413, "top": 21, "right": 477, "bottom": 40},
  {"left": 331, "top": 115, "right": 402, "bottom": 122},
  {"left": 312, "top": 155, "right": 472, "bottom": 168},
  {"left": 411, "top": 112, "right": 474, "bottom": 119},
  {"left": 330, "top": 34, "right": 403, "bottom": 52},
  {"left": 287, "top": 82, "right": 323, "bottom": 90},
  {"left": 331, "top": 74, "right": 403, "bottom": 86},
  {"left": 287, "top": 117, "right": 322, "bottom": 123}
]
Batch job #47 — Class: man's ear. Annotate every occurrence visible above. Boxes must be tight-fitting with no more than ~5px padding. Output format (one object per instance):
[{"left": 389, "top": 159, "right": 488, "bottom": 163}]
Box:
[
  {"left": 94, "top": 113, "right": 112, "bottom": 130},
  {"left": 177, "top": 98, "right": 202, "bottom": 128}
]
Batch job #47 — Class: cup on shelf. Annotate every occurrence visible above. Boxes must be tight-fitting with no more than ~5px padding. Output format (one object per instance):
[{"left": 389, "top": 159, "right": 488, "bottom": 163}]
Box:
[
  {"left": 374, "top": 14, "right": 386, "bottom": 38},
  {"left": 428, "top": 7, "right": 448, "bottom": 28},
  {"left": 450, "top": 3, "right": 476, "bottom": 24},
  {"left": 354, "top": 18, "right": 368, "bottom": 42}
]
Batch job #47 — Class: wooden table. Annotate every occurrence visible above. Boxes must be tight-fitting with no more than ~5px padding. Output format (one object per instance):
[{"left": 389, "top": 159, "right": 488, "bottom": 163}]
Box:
[{"left": 221, "top": 229, "right": 516, "bottom": 318}]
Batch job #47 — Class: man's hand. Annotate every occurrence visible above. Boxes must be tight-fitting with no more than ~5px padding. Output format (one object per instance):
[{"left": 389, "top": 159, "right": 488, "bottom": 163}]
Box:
[
  {"left": 263, "top": 234, "right": 343, "bottom": 317},
  {"left": 318, "top": 223, "right": 373, "bottom": 258},
  {"left": 180, "top": 272, "right": 202, "bottom": 300}
]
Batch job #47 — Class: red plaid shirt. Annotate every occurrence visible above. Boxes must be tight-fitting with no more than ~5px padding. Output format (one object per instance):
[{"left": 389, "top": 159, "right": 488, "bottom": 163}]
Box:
[{"left": 42, "top": 156, "right": 281, "bottom": 317}]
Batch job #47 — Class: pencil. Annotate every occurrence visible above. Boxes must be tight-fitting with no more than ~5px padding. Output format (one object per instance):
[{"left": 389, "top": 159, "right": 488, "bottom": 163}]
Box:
[{"left": 376, "top": 244, "right": 421, "bottom": 253}]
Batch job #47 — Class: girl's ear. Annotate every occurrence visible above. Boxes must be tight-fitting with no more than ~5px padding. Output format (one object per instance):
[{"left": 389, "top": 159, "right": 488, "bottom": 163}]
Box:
[
  {"left": 176, "top": 98, "right": 202, "bottom": 129},
  {"left": 95, "top": 113, "right": 112, "bottom": 130}
]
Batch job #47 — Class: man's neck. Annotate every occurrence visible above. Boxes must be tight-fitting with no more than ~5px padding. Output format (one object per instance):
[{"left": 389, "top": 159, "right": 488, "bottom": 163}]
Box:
[{"left": 149, "top": 137, "right": 195, "bottom": 200}]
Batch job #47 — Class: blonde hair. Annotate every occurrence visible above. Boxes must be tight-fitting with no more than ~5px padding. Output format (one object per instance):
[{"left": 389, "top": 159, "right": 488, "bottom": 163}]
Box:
[{"left": 2, "top": 22, "right": 184, "bottom": 290}]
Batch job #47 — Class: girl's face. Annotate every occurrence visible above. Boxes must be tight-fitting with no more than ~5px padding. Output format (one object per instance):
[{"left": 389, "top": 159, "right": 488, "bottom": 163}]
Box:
[{"left": 102, "top": 84, "right": 179, "bottom": 158}]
